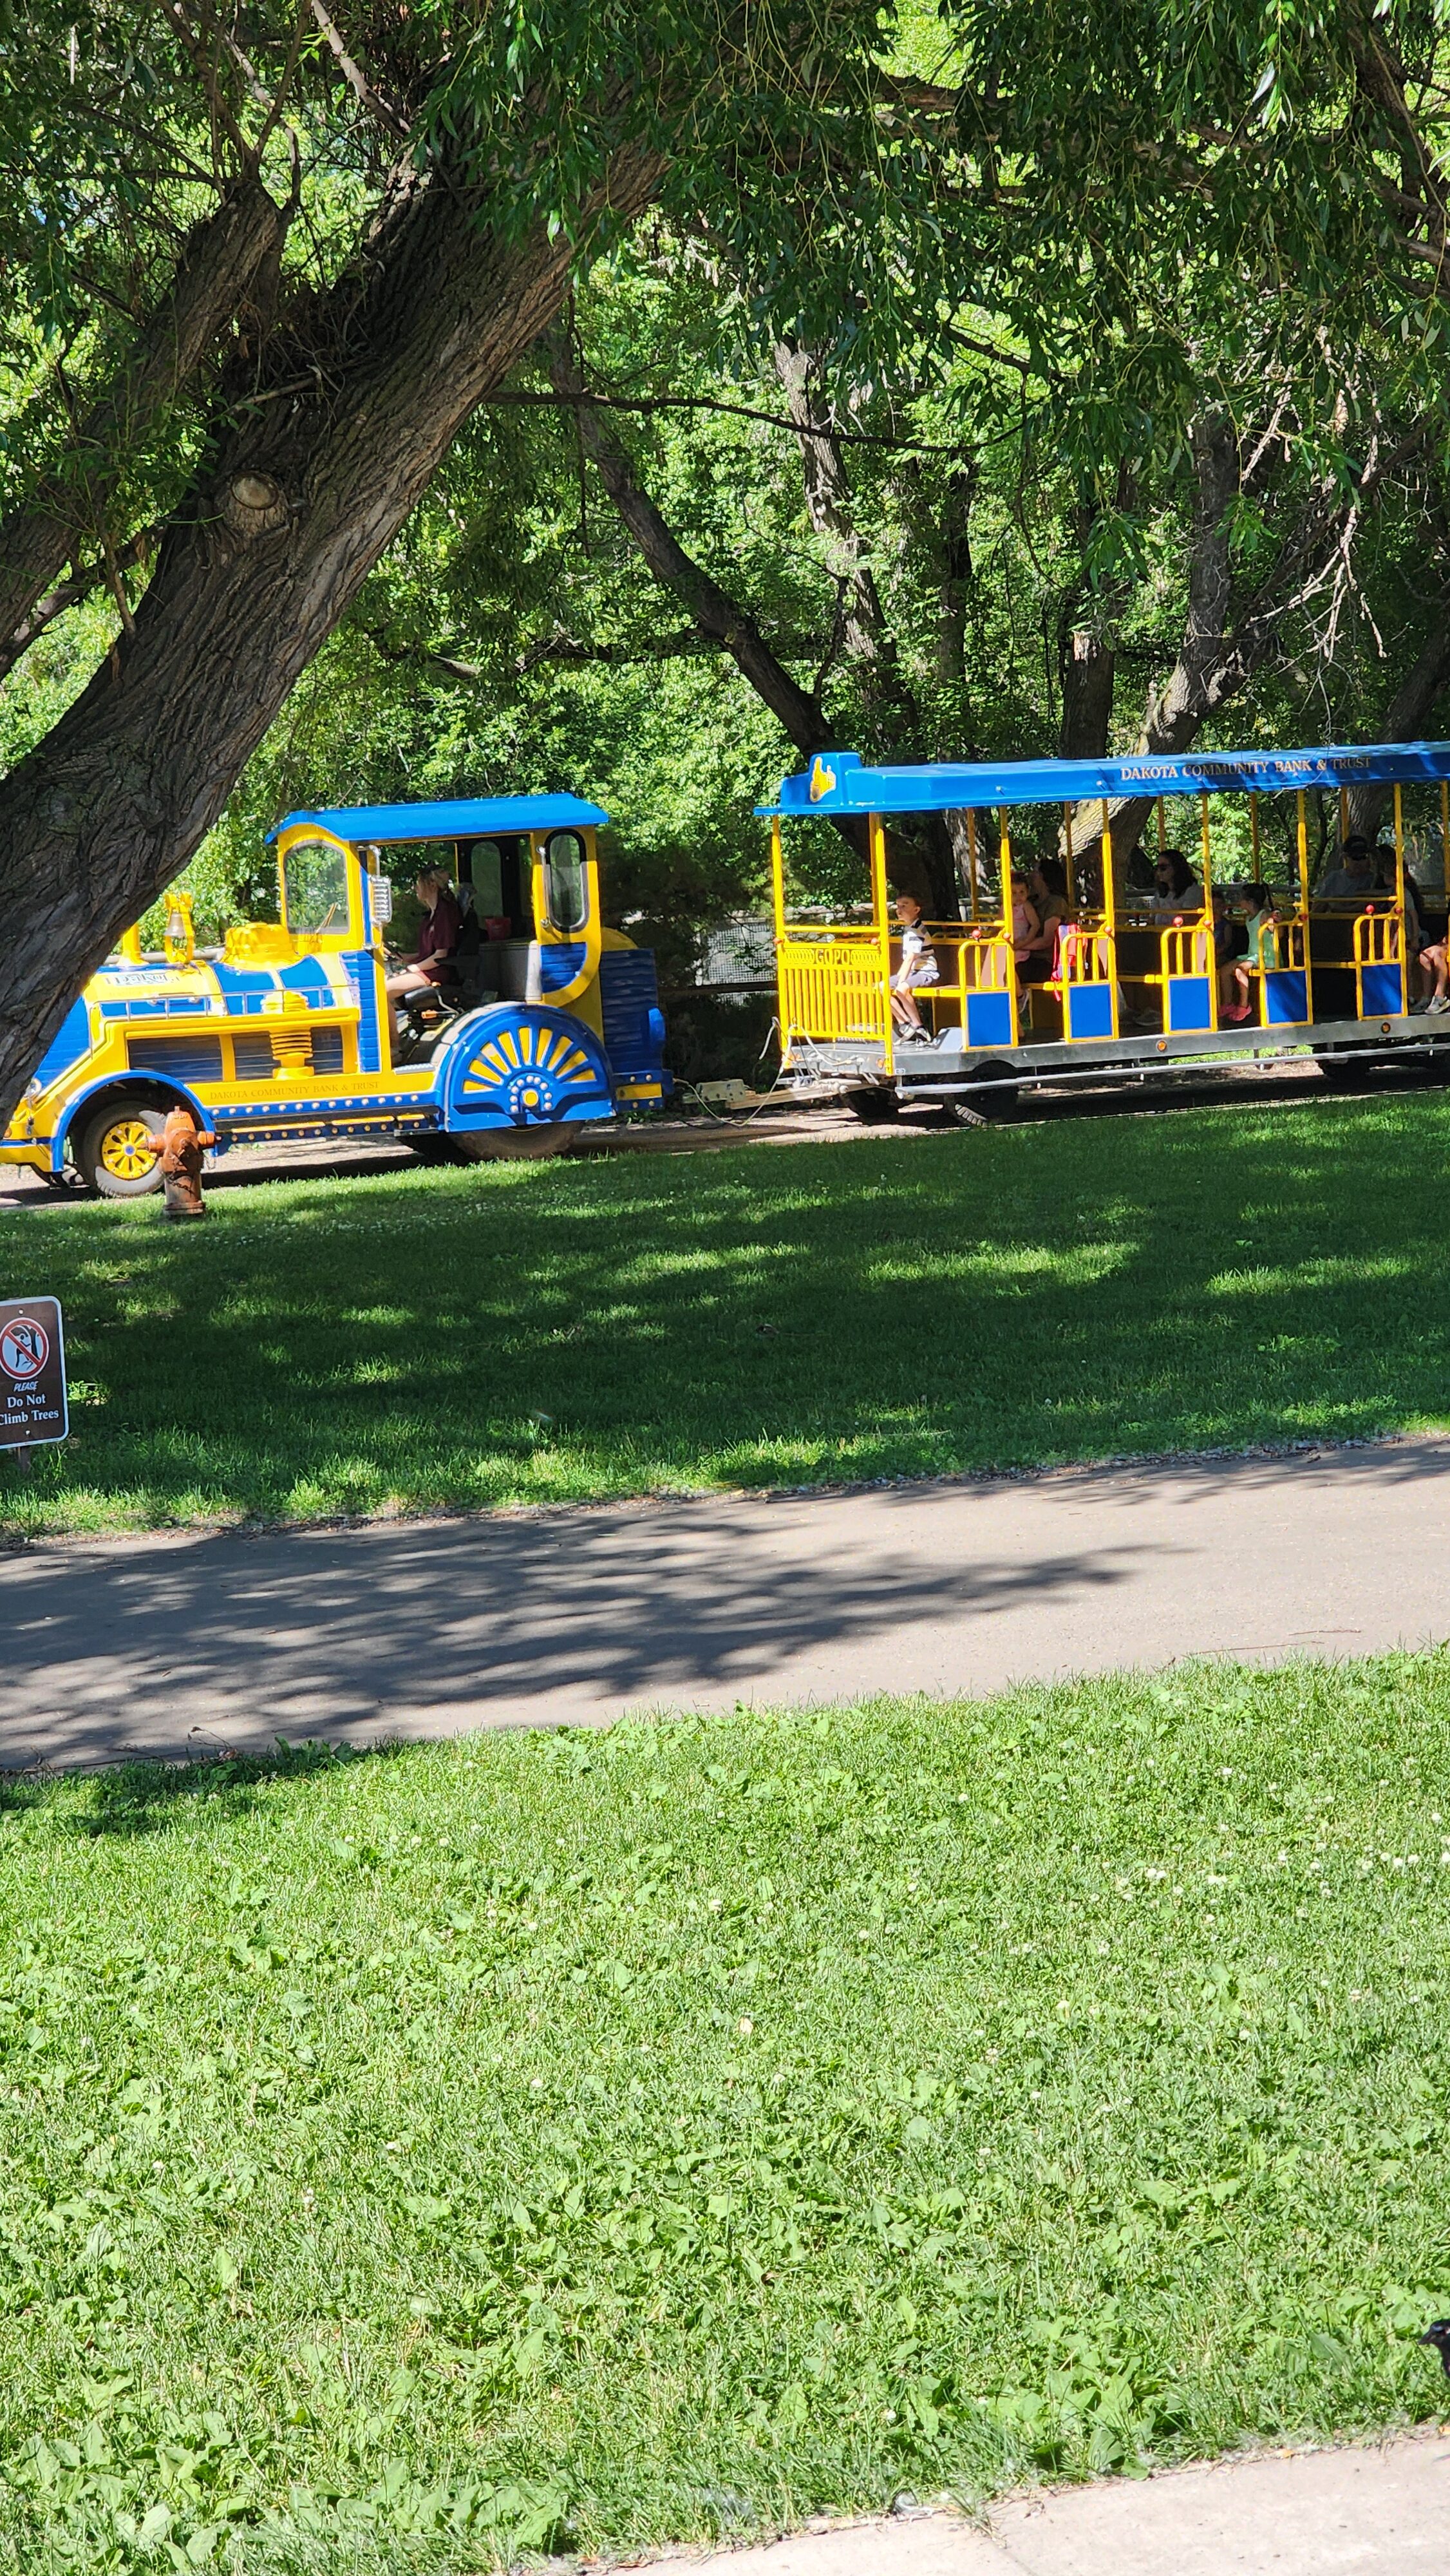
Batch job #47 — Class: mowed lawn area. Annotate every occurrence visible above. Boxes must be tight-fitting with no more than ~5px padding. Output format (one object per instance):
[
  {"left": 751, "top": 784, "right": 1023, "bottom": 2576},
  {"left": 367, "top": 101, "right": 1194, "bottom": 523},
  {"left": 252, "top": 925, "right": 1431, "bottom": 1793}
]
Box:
[
  {"left": 3, "top": 1089, "right": 1449, "bottom": 1536},
  {"left": 0, "top": 1665, "right": 1446, "bottom": 2568}
]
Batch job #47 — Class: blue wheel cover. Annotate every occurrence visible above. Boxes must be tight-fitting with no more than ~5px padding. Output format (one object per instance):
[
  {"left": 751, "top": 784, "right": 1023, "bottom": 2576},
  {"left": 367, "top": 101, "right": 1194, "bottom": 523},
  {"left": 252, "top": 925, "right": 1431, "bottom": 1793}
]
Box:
[{"left": 440, "top": 1004, "right": 614, "bottom": 1130}]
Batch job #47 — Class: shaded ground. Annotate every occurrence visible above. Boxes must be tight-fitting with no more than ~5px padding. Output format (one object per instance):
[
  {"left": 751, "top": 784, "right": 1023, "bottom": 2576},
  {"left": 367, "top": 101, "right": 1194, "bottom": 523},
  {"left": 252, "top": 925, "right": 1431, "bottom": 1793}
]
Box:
[
  {"left": 3, "top": 1087, "right": 1449, "bottom": 1537},
  {"left": 4, "top": 1435, "right": 1449, "bottom": 1768}
]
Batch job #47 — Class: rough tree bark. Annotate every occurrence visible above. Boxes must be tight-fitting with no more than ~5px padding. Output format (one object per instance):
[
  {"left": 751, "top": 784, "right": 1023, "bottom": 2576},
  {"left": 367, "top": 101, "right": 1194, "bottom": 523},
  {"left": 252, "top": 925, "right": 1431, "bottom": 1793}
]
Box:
[
  {"left": 771, "top": 339, "right": 923, "bottom": 746},
  {"left": 0, "top": 137, "right": 668, "bottom": 1128},
  {"left": 1059, "top": 627, "right": 1116, "bottom": 761},
  {"left": 0, "top": 178, "right": 285, "bottom": 684}
]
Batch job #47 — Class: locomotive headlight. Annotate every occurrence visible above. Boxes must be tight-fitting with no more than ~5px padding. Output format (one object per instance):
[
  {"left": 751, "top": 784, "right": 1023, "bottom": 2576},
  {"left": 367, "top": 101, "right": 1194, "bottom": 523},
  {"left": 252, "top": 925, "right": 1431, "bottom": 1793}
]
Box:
[{"left": 24, "top": 1077, "right": 41, "bottom": 1102}]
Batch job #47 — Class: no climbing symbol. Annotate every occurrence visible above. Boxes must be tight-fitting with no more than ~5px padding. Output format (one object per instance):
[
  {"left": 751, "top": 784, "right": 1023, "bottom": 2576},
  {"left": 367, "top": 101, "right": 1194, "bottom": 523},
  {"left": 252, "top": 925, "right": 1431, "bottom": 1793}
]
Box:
[{"left": 1, "top": 1316, "right": 48, "bottom": 1381}]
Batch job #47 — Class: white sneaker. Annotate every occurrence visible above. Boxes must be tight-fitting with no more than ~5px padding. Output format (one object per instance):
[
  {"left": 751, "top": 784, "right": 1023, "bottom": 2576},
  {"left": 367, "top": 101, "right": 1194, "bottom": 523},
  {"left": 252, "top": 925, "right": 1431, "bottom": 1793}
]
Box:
[{"left": 1429, "top": 996, "right": 1450, "bottom": 1016}]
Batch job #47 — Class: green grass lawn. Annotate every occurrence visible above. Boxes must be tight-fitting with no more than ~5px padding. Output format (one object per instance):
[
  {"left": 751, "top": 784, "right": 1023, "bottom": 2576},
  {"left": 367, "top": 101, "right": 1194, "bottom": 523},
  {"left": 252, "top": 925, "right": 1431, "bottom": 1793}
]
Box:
[
  {"left": 0, "top": 1662, "right": 1447, "bottom": 2570},
  {"left": 3, "top": 1090, "right": 1449, "bottom": 1537}
]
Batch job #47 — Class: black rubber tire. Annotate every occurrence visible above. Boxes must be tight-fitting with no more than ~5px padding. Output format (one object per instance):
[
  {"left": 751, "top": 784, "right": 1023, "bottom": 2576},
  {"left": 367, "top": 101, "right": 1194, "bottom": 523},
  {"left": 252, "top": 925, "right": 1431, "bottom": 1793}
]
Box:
[
  {"left": 449, "top": 1123, "right": 573, "bottom": 1162},
  {"left": 74, "top": 1098, "right": 166, "bottom": 1198},
  {"left": 941, "top": 1061, "right": 1019, "bottom": 1124},
  {"left": 845, "top": 1089, "right": 900, "bottom": 1124},
  {"left": 1315, "top": 1052, "right": 1379, "bottom": 1092}
]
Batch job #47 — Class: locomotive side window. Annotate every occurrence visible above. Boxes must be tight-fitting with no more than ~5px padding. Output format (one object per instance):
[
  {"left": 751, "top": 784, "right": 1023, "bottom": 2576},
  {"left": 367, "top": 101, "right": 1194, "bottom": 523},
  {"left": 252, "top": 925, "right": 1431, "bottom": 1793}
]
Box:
[
  {"left": 543, "top": 830, "right": 588, "bottom": 934},
  {"left": 282, "top": 838, "right": 350, "bottom": 936},
  {"left": 466, "top": 839, "right": 504, "bottom": 916}
]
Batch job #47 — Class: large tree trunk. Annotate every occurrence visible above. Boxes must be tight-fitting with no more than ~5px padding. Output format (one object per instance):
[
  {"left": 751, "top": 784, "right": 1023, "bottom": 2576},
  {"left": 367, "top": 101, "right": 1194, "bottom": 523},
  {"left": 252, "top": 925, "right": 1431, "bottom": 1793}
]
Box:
[
  {"left": 0, "top": 142, "right": 667, "bottom": 1127},
  {"left": 1059, "top": 629, "right": 1116, "bottom": 759},
  {"left": 771, "top": 339, "right": 921, "bottom": 744},
  {"left": 0, "top": 179, "right": 285, "bottom": 683}
]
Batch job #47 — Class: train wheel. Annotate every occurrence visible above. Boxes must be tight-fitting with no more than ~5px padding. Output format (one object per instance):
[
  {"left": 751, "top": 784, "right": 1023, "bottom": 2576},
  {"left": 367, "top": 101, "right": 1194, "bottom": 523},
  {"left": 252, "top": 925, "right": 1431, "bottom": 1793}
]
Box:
[
  {"left": 75, "top": 1099, "right": 166, "bottom": 1198},
  {"left": 450, "top": 1124, "right": 573, "bottom": 1162},
  {"left": 845, "top": 1088, "right": 899, "bottom": 1124},
  {"left": 942, "top": 1061, "right": 1019, "bottom": 1124}
]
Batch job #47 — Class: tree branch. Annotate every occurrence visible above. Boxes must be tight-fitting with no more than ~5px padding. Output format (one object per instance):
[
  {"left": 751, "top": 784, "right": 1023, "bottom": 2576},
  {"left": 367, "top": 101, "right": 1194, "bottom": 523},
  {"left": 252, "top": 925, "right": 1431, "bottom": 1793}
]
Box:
[
  {"left": 772, "top": 337, "right": 923, "bottom": 745},
  {"left": 486, "top": 384, "right": 962, "bottom": 453},
  {"left": 545, "top": 331, "right": 831, "bottom": 754},
  {"left": 0, "top": 531, "right": 158, "bottom": 674},
  {"left": 0, "top": 176, "right": 283, "bottom": 672},
  {"left": 308, "top": 0, "right": 411, "bottom": 140},
  {"left": 359, "top": 618, "right": 824, "bottom": 681}
]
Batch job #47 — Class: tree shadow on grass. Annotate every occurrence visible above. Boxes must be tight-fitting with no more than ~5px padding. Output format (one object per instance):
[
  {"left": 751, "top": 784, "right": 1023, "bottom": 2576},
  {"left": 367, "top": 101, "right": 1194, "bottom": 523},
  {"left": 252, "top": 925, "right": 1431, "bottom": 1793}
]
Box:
[
  {"left": 19, "top": 1729, "right": 417, "bottom": 1839},
  {"left": 5, "top": 1093, "right": 1450, "bottom": 1534}
]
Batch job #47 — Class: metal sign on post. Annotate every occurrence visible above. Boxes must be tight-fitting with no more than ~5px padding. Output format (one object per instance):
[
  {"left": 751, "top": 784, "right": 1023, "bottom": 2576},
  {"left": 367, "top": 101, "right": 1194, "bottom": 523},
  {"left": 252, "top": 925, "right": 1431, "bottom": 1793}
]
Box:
[{"left": 0, "top": 1297, "right": 68, "bottom": 1457}]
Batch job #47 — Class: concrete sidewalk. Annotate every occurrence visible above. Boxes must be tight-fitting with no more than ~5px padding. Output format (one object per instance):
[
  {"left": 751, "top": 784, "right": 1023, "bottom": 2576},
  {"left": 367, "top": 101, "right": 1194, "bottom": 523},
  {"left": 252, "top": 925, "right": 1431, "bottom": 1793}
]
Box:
[
  {"left": 3, "top": 1434, "right": 1449, "bottom": 1770},
  {"left": 614, "top": 2432, "right": 1450, "bottom": 2572}
]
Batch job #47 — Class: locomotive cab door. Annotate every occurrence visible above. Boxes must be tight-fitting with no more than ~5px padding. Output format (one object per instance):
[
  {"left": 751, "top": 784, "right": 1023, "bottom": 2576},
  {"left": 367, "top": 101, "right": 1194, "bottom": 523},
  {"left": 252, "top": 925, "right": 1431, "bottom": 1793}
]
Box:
[{"left": 527, "top": 826, "right": 603, "bottom": 1010}]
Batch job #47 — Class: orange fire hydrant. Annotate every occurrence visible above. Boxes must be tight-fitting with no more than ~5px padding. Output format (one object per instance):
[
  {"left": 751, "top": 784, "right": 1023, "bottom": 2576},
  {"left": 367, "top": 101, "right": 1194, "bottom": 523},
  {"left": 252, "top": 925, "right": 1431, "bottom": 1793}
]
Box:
[{"left": 144, "top": 1106, "right": 216, "bottom": 1220}]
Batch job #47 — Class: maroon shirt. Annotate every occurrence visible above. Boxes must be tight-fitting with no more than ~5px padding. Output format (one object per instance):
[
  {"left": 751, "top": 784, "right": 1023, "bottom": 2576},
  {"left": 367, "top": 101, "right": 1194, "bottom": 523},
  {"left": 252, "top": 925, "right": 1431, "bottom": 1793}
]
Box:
[{"left": 417, "top": 887, "right": 462, "bottom": 963}]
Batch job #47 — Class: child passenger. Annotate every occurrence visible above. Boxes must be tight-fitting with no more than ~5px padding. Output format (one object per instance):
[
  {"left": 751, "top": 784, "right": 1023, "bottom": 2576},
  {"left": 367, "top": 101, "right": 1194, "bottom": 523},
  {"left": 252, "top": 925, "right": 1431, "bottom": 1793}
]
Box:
[
  {"left": 1225, "top": 882, "right": 1276, "bottom": 1021},
  {"left": 1009, "top": 872, "right": 1042, "bottom": 971},
  {"left": 1212, "top": 886, "right": 1251, "bottom": 1021},
  {"left": 890, "top": 893, "right": 939, "bottom": 1041}
]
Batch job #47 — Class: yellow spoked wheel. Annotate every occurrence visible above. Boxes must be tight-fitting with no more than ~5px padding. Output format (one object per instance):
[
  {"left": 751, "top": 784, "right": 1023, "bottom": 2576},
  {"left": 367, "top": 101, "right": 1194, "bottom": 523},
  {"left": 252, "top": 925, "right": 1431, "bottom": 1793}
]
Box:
[
  {"left": 76, "top": 1099, "right": 165, "bottom": 1198},
  {"left": 102, "top": 1119, "right": 156, "bottom": 1180}
]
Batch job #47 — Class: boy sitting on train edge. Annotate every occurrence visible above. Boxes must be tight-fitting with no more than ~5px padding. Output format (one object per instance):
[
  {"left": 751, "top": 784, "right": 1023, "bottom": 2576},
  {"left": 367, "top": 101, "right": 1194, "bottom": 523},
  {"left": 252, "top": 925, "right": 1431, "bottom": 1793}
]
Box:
[{"left": 890, "top": 894, "right": 940, "bottom": 1041}]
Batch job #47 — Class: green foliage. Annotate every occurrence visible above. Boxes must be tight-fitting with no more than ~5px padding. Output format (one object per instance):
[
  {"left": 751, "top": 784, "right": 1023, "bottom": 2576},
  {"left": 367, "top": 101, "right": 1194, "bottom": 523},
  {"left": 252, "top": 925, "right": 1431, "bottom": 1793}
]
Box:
[
  {"left": 0, "top": 1658, "right": 1447, "bottom": 2566},
  {"left": 5, "top": 1087, "right": 1450, "bottom": 1538},
  {"left": 8, "top": 0, "right": 1450, "bottom": 972}
]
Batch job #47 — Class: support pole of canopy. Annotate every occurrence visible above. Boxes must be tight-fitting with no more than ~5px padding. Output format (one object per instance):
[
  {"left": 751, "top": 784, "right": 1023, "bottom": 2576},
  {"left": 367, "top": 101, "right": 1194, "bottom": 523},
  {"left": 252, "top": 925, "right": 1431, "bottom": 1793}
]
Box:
[
  {"left": 870, "top": 811, "right": 894, "bottom": 1076},
  {"left": 769, "top": 817, "right": 787, "bottom": 947},
  {"left": 1296, "top": 791, "right": 1311, "bottom": 915},
  {"left": 1200, "top": 793, "right": 1217, "bottom": 1030},
  {"left": 1101, "top": 798, "right": 1119, "bottom": 1037},
  {"left": 1394, "top": 784, "right": 1408, "bottom": 998},
  {"left": 966, "top": 810, "right": 979, "bottom": 921}
]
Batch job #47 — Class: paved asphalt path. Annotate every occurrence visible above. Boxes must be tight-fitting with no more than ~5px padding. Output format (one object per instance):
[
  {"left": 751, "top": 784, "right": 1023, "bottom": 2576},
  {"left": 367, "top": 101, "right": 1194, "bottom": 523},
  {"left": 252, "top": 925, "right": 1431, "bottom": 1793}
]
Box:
[
  {"left": 617, "top": 2430, "right": 1450, "bottom": 2573},
  {"left": 2, "top": 1434, "right": 1447, "bottom": 1770}
]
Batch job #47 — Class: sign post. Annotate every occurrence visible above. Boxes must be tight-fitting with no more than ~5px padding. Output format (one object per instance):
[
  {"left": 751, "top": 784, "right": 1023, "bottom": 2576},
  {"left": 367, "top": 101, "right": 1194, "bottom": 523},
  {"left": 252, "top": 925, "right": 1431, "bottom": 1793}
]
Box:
[{"left": 0, "top": 1297, "right": 69, "bottom": 1468}]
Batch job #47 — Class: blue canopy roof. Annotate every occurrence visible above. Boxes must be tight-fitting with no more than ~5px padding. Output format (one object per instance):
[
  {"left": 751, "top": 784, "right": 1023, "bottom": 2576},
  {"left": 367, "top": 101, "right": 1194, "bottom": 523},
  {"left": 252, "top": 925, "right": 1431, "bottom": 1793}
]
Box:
[
  {"left": 266, "top": 793, "right": 608, "bottom": 844},
  {"left": 763, "top": 743, "right": 1450, "bottom": 819}
]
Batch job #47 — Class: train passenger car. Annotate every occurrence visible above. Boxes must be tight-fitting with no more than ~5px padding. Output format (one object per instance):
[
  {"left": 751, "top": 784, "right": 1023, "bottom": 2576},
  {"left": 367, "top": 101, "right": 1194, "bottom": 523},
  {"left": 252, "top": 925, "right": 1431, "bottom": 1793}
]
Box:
[
  {"left": 761, "top": 741, "right": 1450, "bottom": 1117},
  {"left": 2, "top": 794, "right": 670, "bottom": 1195}
]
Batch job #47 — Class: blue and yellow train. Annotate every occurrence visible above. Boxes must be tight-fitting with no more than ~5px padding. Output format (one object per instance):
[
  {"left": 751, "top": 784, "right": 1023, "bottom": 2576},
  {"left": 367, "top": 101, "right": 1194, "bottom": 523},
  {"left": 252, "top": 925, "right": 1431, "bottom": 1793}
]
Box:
[
  {"left": 764, "top": 739, "right": 1450, "bottom": 1113},
  {"left": 2, "top": 795, "right": 670, "bottom": 1194}
]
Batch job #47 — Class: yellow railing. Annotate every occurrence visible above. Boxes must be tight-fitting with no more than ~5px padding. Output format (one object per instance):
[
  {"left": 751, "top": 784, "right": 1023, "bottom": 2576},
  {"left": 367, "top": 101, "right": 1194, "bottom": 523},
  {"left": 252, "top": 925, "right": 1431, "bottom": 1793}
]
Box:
[
  {"left": 1160, "top": 923, "right": 1212, "bottom": 979},
  {"left": 954, "top": 927, "right": 1014, "bottom": 991},
  {"left": 1353, "top": 906, "right": 1403, "bottom": 967},
  {"left": 777, "top": 920, "right": 1021, "bottom": 1050},
  {"left": 777, "top": 931, "right": 890, "bottom": 1048},
  {"left": 1057, "top": 922, "right": 1113, "bottom": 986},
  {"left": 1260, "top": 917, "right": 1308, "bottom": 972}
]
